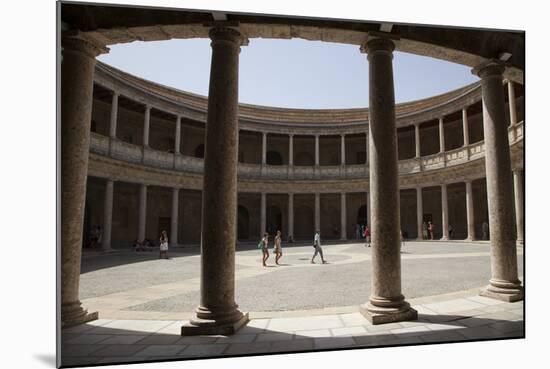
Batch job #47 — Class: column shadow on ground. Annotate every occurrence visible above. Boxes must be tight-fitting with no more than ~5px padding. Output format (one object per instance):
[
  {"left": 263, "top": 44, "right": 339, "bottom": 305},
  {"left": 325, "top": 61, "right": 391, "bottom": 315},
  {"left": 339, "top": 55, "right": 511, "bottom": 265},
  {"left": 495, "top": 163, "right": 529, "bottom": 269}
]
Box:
[{"left": 60, "top": 314, "right": 524, "bottom": 367}]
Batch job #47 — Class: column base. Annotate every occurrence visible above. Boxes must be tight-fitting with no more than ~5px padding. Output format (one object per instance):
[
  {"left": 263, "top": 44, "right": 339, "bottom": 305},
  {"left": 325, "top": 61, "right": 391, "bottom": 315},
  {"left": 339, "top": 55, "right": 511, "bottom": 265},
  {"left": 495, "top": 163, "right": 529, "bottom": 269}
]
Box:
[
  {"left": 480, "top": 279, "right": 524, "bottom": 302},
  {"left": 360, "top": 299, "right": 418, "bottom": 325},
  {"left": 181, "top": 307, "right": 249, "bottom": 336},
  {"left": 61, "top": 301, "right": 98, "bottom": 329},
  {"left": 440, "top": 237, "right": 448, "bottom": 241}
]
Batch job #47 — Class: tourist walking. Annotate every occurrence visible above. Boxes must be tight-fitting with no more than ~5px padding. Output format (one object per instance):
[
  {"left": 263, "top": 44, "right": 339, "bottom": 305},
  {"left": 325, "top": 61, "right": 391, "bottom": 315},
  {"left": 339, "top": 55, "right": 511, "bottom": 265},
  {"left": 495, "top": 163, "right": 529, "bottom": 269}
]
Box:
[
  {"left": 355, "top": 223, "right": 360, "bottom": 240},
  {"left": 258, "top": 232, "right": 270, "bottom": 267},
  {"left": 422, "top": 221, "right": 428, "bottom": 240},
  {"left": 363, "top": 226, "right": 371, "bottom": 247},
  {"left": 274, "top": 230, "right": 283, "bottom": 265},
  {"left": 311, "top": 231, "right": 327, "bottom": 264},
  {"left": 428, "top": 221, "right": 434, "bottom": 240},
  {"left": 159, "top": 230, "right": 169, "bottom": 259}
]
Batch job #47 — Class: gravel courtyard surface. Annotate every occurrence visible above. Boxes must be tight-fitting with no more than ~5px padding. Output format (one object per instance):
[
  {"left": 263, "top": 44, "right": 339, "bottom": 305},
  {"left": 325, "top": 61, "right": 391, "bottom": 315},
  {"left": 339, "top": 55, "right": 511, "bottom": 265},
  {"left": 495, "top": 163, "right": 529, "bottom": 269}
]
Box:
[{"left": 80, "top": 241, "right": 524, "bottom": 314}]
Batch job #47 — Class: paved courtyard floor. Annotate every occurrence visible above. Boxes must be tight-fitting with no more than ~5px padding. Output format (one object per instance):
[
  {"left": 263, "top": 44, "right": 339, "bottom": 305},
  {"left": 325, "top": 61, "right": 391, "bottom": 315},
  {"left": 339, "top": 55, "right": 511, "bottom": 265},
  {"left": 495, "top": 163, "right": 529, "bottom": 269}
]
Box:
[{"left": 62, "top": 241, "right": 524, "bottom": 366}]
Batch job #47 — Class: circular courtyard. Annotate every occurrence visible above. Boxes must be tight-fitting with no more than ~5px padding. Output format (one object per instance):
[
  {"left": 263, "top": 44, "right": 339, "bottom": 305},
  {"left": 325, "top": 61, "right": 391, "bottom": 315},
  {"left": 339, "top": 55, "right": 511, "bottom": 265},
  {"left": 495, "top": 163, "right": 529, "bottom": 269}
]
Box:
[{"left": 80, "top": 241, "right": 524, "bottom": 319}]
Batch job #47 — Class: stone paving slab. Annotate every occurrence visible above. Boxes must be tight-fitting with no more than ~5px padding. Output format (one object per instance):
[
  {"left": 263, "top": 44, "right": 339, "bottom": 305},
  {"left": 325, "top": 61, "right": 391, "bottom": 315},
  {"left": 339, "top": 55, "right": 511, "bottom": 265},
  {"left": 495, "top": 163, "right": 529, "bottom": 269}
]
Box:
[{"left": 61, "top": 292, "right": 525, "bottom": 367}]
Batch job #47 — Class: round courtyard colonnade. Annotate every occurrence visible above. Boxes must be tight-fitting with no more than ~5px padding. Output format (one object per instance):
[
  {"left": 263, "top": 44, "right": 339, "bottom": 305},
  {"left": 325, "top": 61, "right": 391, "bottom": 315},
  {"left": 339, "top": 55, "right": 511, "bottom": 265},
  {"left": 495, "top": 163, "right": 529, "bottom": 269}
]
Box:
[{"left": 60, "top": 7, "right": 524, "bottom": 334}]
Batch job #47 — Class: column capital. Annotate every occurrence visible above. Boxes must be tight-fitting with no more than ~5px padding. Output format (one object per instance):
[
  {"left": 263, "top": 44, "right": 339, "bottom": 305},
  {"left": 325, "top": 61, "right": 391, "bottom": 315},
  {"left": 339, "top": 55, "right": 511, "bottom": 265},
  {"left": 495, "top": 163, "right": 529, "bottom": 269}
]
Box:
[
  {"left": 61, "top": 32, "right": 109, "bottom": 58},
  {"left": 360, "top": 33, "right": 397, "bottom": 56},
  {"left": 208, "top": 24, "right": 248, "bottom": 46},
  {"left": 472, "top": 59, "right": 506, "bottom": 79}
]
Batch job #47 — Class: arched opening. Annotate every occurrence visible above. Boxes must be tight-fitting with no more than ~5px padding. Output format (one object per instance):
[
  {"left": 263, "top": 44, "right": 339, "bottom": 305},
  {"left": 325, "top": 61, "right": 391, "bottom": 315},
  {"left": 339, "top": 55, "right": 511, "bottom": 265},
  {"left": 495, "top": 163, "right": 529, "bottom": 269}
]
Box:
[
  {"left": 266, "top": 151, "right": 283, "bottom": 165},
  {"left": 266, "top": 205, "right": 282, "bottom": 236},
  {"left": 295, "top": 152, "right": 314, "bottom": 166},
  {"left": 194, "top": 143, "right": 205, "bottom": 158}
]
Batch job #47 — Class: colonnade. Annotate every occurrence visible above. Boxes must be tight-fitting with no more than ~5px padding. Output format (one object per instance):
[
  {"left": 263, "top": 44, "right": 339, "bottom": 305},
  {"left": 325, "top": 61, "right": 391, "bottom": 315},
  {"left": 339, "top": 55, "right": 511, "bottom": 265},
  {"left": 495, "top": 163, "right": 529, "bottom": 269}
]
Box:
[
  {"left": 99, "top": 78, "right": 520, "bottom": 167},
  {"left": 61, "top": 25, "right": 524, "bottom": 331}
]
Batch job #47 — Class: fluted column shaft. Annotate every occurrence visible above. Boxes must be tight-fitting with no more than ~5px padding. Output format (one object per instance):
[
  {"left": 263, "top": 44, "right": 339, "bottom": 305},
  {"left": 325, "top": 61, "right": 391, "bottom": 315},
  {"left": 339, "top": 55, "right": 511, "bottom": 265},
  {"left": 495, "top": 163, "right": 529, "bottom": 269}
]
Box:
[
  {"left": 360, "top": 36, "right": 416, "bottom": 324},
  {"left": 171, "top": 188, "right": 179, "bottom": 246},
  {"left": 102, "top": 179, "right": 114, "bottom": 251},
  {"left": 340, "top": 192, "right": 347, "bottom": 240},
  {"left": 61, "top": 36, "right": 106, "bottom": 327},
  {"left": 473, "top": 61, "right": 522, "bottom": 302},
  {"left": 466, "top": 181, "right": 476, "bottom": 241}
]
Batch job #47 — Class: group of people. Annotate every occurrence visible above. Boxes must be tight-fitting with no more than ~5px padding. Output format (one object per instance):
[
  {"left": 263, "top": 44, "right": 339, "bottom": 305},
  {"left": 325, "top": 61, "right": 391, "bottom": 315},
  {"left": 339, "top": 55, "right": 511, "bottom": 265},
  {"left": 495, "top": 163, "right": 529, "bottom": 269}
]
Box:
[
  {"left": 258, "top": 230, "right": 327, "bottom": 266},
  {"left": 132, "top": 230, "right": 170, "bottom": 259}
]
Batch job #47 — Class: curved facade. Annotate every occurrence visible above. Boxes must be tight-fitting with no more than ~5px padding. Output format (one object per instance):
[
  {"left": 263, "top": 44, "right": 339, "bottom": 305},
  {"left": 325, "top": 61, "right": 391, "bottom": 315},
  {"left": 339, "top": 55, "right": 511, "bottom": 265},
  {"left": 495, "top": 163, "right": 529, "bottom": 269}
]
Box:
[{"left": 84, "top": 61, "right": 524, "bottom": 247}]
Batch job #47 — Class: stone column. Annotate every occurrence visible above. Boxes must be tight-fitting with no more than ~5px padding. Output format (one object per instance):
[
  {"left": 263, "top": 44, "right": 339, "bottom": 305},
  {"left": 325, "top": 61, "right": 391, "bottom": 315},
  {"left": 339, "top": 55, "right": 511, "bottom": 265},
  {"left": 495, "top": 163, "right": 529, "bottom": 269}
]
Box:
[
  {"left": 416, "top": 187, "right": 423, "bottom": 240},
  {"left": 414, "top": 124, "right": 421, "bottom": 158},
  {"left": 288, "top": 134, "right": 294, "bottom": 166},
  {"left": 138, "top": 184, "right": 147, "bottom": 243},
  {"left": 465, "top": 180, "right": 476, "bottom": 241},
  {"left": 366, "top": 191, "right": 371, "bottom": 228},
  {"left": 315, "top": 134, "right": 320, "bottom": 166},
  {"left": 439, "top": 117, "right": 445, "bottom": 152},
  {"left": 341, "top": 134, "right": 346, "bottom": 165},
  {"left": 340, "top": 192, "right": 347, "bottom": 240},
  {"left": 171, "top": 188, "right": 179, "bottom": 247},
  {"left": 472, "top": 60, "right": 523, "bottom": 302},
  {"left": 288, "top": 193, "right": 294, "bottom": 240},
  {"left": 262, "top": 132, "right": 267, "bottom": 165},
  {"left": 260, "top": 192, "right": 266, "bottom": 236},
  {"left": 462, "top": 108, "right": 470, "bottom": 147},
  {"left": 102, "top": 179, "right": 114, "bottom": 251},
  {"left": 315, "top": 192, "right": 320, "bottom": 232},
  {"left": 359, "top": 36, "right": 417, "bottom": 324},
  {"left": 365, "top": 130, "right": 370, "bottom": 165},
  {"left": 508, "top": 81, "right": 517, "bottom": 127},
  {"left": 60, "top": 35, "right": 107, "bottom": 327},
  {"left": 182, "top": 26, "right": 249, "bottom": 335},
  {"left": 109, "top": 92, "right": 119, "bottom": 139},
  {"left": 440, "top": 184, "right": 449, "bottom": 240},
  {"left": 513, "top": 169, "right": 524, "bottom": 244},
  {"left": 174, "top": 116, "right": 181, "bottom": 155},
  {"left": 143, "top": 105, "right": 151, "bottom": 147}
]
